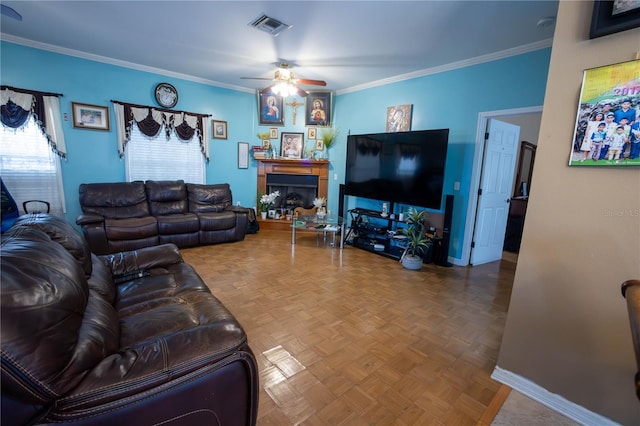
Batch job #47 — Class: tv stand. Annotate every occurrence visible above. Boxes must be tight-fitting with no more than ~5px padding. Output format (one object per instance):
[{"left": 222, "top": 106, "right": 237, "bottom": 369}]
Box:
[{"left": 345, "top": 207, "right": 407, "bottom": 260}]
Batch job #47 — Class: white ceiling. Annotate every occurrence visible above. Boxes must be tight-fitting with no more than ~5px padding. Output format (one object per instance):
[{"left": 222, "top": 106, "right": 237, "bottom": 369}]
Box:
[{"left": 0, "top": 1, "right": 559, "bottom": 94}]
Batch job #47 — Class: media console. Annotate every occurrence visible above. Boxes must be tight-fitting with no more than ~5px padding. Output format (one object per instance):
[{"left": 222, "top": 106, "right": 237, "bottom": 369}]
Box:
[{"left": 345, "top": 207, "right": 439, "bottom": 263}]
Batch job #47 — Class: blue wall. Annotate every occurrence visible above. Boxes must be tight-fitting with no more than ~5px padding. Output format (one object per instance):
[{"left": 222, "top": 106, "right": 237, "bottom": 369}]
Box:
[
  {"left": 333, "top": 49, "right": 551, "bottom": 260},
  {"left": 1, "top": 41, "right": 550, "bottom": 261}
]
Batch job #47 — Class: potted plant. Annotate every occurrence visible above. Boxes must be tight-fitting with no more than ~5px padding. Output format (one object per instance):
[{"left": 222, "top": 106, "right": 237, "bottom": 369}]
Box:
[
  {"left": 399, "top": 209, "right": 432, "bottom": 270},
  {"left": 258, "top": 190, "right": 280, "bottom": 219},
  {"left": 320, "top": 128, "right": 338, "bottom": 160}
]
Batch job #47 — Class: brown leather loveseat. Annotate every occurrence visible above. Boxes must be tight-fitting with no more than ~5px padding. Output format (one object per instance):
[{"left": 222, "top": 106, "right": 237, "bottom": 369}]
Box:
[
  {"left": 1, "top": 213, "right": 258, "bottom": 425},
  {"left": 77, "top": 180, "right": 248, "bottom": 254}
]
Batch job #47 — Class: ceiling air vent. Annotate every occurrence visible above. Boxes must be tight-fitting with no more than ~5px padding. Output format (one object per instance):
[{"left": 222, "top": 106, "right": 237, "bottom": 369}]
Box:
[{"left": 249, "top": 14, "right": 292, "bottom": 37}]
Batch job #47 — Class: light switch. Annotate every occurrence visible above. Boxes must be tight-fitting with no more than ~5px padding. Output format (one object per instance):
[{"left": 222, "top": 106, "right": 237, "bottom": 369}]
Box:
[
  {"left": 454, "top": 181, "right": 460, "bottom": 191},
  {"left": 333, "top": 173, "right": 338, "bottom": 181}
]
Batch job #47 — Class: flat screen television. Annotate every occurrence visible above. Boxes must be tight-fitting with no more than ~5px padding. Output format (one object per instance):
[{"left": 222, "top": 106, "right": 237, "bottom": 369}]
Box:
[{"left": 344, "top": 129, "right": 449, "bottom": 210}]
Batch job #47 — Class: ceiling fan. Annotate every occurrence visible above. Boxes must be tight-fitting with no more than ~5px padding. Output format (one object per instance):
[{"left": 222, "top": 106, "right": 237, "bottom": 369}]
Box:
[{"left": 241, "top": 63, "right": 326, "bottom": 97}]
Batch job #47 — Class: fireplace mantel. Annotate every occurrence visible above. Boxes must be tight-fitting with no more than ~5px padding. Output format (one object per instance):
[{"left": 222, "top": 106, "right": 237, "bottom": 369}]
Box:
[{"left": 257, "top": 159, "right": 329, "bottom": 230}]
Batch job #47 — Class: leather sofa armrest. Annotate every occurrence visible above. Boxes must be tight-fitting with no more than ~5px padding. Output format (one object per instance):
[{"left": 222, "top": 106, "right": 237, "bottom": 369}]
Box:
[
  {"left": 76, "top": 213, "right": 105, "bottom": 226},
  {"left": 102, "top": 243, "right": 183, "bottom": 277}
]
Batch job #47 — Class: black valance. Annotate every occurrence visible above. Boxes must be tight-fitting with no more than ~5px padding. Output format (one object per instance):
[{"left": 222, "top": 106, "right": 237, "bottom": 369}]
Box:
[
  {"left": 112, "top": 100, "right": 211, "bottom": 161},
  {"left": 0, "top": 86, "right": 66, "bottom": 159}
]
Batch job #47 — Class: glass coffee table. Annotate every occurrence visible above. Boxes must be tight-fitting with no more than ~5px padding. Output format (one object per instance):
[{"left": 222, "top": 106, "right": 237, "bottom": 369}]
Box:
[{"left": 291, "top": 214, "right": 344, "bottom": 248}]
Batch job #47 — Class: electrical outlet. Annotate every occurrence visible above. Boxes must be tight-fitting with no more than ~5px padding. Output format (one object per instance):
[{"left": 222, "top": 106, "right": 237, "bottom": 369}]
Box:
[{"left": 333, "top": 173, "right": 338, "bottom": 181}]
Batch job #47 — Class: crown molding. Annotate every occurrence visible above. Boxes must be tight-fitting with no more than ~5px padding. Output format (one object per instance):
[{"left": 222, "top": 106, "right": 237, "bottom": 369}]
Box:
[{"left": 336, "top": 39, "right": 554, "bottom": 95}]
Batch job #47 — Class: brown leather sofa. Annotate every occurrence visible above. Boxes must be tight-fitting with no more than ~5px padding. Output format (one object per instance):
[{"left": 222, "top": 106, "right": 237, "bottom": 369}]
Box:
[
  {"left": 1, "top": 213, "right": 259, "bottom": 425},
  {"left": 76, "top": 180, "right": 248, "bottom": 254}
]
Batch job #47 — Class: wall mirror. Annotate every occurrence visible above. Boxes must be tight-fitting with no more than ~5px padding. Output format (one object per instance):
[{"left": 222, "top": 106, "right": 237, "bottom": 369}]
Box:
[{"left": 514, "top": 141, "right": 536, "bottom": 198}]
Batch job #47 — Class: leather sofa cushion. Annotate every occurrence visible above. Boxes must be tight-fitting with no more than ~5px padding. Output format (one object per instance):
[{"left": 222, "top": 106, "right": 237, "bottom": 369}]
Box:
[
  {"left": 146, "top": 180, "right": 189, "bottom": 216},
  {"left": 156, "top": 213, "right": 200, "bottom": 234},
  {"left": 79, "top": 182, "right": 150, "bottom": 219},
  {"left": 198, "top": 211, "right": 237, "bottom": 231},
  {"left": 1, "top": 228, "right": 119, "bottom": 403},
  {"left": 105, "top": 216, "right": 158, "bottom": 240},
  {"left": 187, "top": 183, "right": 232, "bottom": 213},
  {"left": 10, "top": 213, "right": 93, "bottom": 277}
]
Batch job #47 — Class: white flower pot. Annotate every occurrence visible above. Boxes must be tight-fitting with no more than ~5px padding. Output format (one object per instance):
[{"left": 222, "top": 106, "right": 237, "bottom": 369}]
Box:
[
  {"left": 260, "top": 212, "right": 267, "bottom": 220},
  {"left": 401, "top": 254, "right": 423, "bottom": 270}
]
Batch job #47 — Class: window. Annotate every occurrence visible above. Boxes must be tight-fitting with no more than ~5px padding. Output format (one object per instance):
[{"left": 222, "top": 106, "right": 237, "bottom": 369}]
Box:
[
  {"left": 125, "top": 124, "right": 205, "bottom": 183},
  {"left": 1, "top": 116, "right": 66, "bottom": 214}
]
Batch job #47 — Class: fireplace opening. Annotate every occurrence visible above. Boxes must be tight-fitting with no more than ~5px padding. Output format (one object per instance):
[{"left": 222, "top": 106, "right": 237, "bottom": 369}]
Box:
[{"left": 266, "top": 173, "right": 318, "bottom": 210}]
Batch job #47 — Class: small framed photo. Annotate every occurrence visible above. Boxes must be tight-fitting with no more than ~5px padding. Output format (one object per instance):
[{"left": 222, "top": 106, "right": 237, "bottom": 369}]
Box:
[
  {"left": 268, "top": 209, "right": 276, "bottom": 219},
  {"left": 71, "top": 102, "right": 110, "bottom": 131},
  {"left": 280, "top": 132, "right": 304, "bottom": 159},
  {"left": 590, "top": 0, "right": 640, "bottom": 39},
  {"left": 238, "top": 142, "right": 249, "bottom": 169},
  {"left": 262, "top": 139, "right": 271, "bottom": 149},
  {"left": 386, "top": 104, "right": 413, "bottom": 132},
  {"left": 308, "top": 127, "right": 317, "bottom": 139},
  {"left": 315, "top": 139, "right": 324, "bottom": 150},
  {"left": 305, "top": 90, "right": 333, "bottom": 127},
  {"left": 270, "top": 128, "right": 278, "bottom": 139},
  {"left": 257, "top": 89, "right": 284, "bottom": 126},
  {"left": 212, "top": 120, "right": 227, "bottom": 139}
]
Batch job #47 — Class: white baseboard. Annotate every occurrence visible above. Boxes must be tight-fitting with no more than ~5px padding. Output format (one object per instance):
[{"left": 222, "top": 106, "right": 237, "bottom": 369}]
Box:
[{"left": 491, "top": 366, "right": 619, "bottom": 426}]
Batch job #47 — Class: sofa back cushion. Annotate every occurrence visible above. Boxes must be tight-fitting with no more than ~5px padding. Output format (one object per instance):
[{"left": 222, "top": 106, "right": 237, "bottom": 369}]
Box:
[
  {"left": 79, "top": 182, "right": 150, "bottom": 219},
  {"left": 187, "top": 183, "right": 232, "bottom": 213},
  {"left": 11, "top": 213, "right": 93, "bottom": 277},
  {"left": 1, "top": 228, "right": 119, "bottom": 405},
  {"left": 146, "top": 180, "right": 188, "bottom": 216}
]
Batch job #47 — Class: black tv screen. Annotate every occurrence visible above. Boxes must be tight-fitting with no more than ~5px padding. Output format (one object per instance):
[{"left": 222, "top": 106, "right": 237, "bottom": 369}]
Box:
[{"left": 344, "top": 129, "right": 449, "bottom": 210}]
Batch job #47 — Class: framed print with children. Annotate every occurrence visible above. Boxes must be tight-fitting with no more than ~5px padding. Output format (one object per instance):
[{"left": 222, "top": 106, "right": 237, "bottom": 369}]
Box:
[{"left": 569, "top": 59, "right": 639, "bottom": 167}]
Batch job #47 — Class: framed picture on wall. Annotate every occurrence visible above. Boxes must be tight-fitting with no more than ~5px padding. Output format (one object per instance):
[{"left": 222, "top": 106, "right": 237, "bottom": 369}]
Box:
[
  {"left": 590, "top": 0, "right": 640, "bottom": 39},
  {"left": 212, "top": 120, "right": 227, "bottom": 139},
  {"left": 569, "top": 59, "right": 640, "bottom": 167},
  {"left": 386, "top": 104, "right": 413, "bottom": 132},
  {"left": 257, "top": 89, "right": 284, "bottom": 126},
  {"left": 305, "top": 91, "right": 332, "bottom": 127},
  {"left": 238, "top": 142, "right": 249, "bottom": 169},
  {"left": 71, "top": 102, "right": 110, "bottom": 131}
]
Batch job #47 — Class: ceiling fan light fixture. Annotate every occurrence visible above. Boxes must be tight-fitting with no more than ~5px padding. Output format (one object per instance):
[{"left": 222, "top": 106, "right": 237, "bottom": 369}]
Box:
[{"left": 271, "top": 81, "right": 296, "bottom": 97}]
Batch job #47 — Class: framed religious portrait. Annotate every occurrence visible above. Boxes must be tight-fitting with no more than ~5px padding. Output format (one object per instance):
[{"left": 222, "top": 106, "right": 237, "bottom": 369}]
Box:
[
  {"left": 308, "top": 127, "right": 317, "bottom": 139},
  {"left": 590, "top": 0, "right": 640, "bottom": 39},
  {"left": 257, "top": 89, "right": 284, "bottom": 126},
  {"left": 305, "top": 91, "right": 333, "bottom": 127},
  {"left": 280, "top": 132, "right": 304, "bottom": 159},
  {"left": 212, "top": 120, "right": 227, "bottom": 139},
  {"left": 569, "top": 59, "right": 639, "bottom": 167},
  {"left": 386, "top": 104, "right": 413, "bottom": 132},
  {"left": 71, "top": 102, "right": 110, "bottom": 131},
  {"left": 270, "top": 127, "right": 278, "bottom": 139}
]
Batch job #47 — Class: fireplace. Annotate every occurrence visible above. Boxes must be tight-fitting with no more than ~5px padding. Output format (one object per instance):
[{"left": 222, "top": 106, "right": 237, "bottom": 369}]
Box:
[
  {"left": 257, "top": 159, "right": 329, "bottom": 228},
  {"left": 266, "top": 174, "right": 319, "bottom": 210}
]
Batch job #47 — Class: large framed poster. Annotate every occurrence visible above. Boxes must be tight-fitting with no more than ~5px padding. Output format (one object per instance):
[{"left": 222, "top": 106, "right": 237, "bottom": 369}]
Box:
[{"left": 569, "top": 59, "right": 640, "bottom": 167}]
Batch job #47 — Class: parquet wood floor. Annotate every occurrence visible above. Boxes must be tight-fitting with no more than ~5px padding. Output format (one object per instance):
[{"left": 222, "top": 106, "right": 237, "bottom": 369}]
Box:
[{"left": 180, "top": 230, "right": 515, "bottom": 425}]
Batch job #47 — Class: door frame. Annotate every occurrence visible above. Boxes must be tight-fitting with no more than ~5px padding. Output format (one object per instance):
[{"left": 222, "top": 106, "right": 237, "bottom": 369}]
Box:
[{"left": 460, "top": 106, "right": 542, "bottom": 266}]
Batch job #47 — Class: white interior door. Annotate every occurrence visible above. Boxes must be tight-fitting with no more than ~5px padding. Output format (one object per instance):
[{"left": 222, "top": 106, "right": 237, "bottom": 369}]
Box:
[{"left": 470, "top": 119, "right": 520, "bottom": 265}]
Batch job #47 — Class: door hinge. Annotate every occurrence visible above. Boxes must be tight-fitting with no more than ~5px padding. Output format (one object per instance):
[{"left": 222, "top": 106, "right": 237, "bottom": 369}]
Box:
[
  {"left": 478, "top": 188, "right": 482, "bottom": 196},
  {"left": 484, "top": 132, "right": 490, "bottom": 140},
  {"left": 471, "top": 241, "right": 475, "bottom": 248}
]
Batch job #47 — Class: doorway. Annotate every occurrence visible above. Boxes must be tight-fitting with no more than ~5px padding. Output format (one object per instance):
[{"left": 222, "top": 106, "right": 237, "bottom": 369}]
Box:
[{"left": 461, "top": 107, "right": 542, "bottom": 266}]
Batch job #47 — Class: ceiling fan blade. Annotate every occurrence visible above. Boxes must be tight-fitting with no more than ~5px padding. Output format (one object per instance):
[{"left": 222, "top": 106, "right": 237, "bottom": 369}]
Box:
[
  {"left": 297, "top": 79, "right": 327, "bottom": 87},
  {"left": 240, "top": 77, "right": 274, "bottom": 81},
  {"left": 1, "top": 4, "right": 22, "bottom": 21}
]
